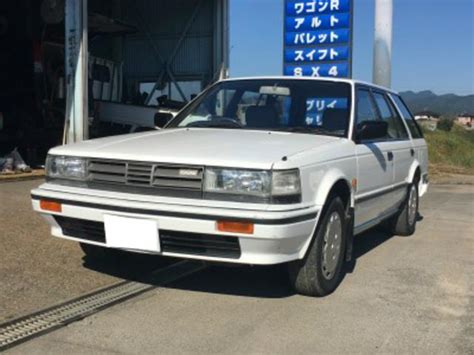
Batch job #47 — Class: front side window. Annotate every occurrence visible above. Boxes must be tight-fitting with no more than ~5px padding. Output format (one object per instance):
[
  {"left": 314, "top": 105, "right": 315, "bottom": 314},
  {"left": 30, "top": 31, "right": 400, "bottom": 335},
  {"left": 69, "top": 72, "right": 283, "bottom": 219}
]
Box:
[
  {"left": 390, "top": 94, "right": 423, "bottom": 139},
  {"left": 168, "top": 79, "right": 352, "bottom": 137},
  {"left": 373, "top": 92, "right": 408, "bottom": 140}
]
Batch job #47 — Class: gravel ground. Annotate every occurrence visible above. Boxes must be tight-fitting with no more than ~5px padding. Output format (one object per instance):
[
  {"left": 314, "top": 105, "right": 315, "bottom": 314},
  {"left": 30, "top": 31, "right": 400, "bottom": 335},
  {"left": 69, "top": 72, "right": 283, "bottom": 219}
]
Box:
[
  {"left": 0, "top": 180, "right": 169, "bottom": 323},
  {"left": 5, "top": 184, "right": 474, "bottom": 354}
]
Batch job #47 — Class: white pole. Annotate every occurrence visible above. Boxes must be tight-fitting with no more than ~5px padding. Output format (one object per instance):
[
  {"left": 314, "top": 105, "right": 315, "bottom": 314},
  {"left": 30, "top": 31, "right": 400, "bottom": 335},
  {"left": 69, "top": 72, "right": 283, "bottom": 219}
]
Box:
[
  {"left": 65, "top": 0, "right": 88, "bottom": 144},
  {"left": 373, "top": 0, "right": 393, "bottom": 88}
]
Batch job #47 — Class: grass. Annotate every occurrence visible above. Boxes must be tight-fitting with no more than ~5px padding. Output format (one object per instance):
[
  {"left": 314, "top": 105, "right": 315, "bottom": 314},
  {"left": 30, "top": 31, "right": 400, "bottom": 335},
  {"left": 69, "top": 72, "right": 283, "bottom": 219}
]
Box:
[{"left": 423, "top": 125, "right": 474, "bottom": 175}]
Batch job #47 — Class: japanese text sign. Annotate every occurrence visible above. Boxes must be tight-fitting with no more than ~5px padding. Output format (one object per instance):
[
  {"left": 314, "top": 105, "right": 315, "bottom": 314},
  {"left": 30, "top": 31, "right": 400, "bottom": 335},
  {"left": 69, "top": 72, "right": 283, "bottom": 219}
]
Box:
[{"left": 284, "top": 0, "right": 353, "bottom": 78}]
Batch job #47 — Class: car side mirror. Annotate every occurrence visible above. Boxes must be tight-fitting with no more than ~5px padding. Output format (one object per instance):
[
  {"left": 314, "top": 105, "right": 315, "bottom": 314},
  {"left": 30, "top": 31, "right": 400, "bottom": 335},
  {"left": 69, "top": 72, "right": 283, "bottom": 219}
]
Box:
[
  {"left": 154, "top": 112, "right": 174, "bottom": 128},
  {"left": 356, "top": 120, "right": 388, "bottom": 141}
]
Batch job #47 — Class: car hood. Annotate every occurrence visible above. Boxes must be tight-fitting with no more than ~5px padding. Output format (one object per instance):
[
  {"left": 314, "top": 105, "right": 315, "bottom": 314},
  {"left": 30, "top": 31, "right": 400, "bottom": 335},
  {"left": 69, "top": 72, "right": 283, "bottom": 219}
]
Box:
[{"left": 50, "top": 128, "right": 339, "bottom": 169}]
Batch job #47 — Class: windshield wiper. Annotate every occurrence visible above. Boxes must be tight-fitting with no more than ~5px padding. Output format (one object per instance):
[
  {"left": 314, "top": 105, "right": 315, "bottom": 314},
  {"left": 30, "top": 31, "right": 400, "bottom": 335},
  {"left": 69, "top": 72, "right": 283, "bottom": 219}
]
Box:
[
  {"left": 187, "top": 117, "right": 243, "bottom": 129},
  {"left": 284, "top": 126, "right": 341, "bottom": 137}
]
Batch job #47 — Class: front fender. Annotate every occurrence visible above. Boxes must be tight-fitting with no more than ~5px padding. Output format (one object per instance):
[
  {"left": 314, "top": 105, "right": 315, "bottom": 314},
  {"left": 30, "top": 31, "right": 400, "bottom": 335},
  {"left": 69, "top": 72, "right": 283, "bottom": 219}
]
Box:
[
  {"left": 298, "top": 167, "right": 353, "bottom": 259},
  {"left": 312, "top": 168, "right": 354, "bottom": 208}
]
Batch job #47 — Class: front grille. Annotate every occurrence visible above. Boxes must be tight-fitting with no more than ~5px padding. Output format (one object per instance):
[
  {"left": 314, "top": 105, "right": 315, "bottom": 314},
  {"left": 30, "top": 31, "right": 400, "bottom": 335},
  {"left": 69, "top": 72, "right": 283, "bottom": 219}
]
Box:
[
  {"left": 89, "top": 160, "right": 126, "bottom": 184},
  {"left": 152, "top": 166, "right": 203, "bottom": 190},
  {"left": 127, "top": 163, "right": 153, "bottom": 186},
  {"left": 88, "top": 159, "right": 203, "bottom": 195},
  {"left": 55, "top": 216, "right": 106, "bottom": 243},
  {"left": 53, "top": 217, "right": 241, "bottom": 259},
  {"left": 160, "top": 231, "right": 241, "bottom": 259}
]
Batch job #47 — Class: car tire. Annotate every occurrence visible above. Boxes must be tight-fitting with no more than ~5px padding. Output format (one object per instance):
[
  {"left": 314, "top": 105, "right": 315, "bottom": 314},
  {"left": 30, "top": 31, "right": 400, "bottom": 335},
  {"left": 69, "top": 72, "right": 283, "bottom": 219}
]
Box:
[
  {"left": 389, "top": 181, "right": 419, "bottom": 236},
  {"left": 288, "top": 196, "right": 347, "bottom": 297},
  {"left": 79, "top": 243, "right": 124, "bottom": 261}
]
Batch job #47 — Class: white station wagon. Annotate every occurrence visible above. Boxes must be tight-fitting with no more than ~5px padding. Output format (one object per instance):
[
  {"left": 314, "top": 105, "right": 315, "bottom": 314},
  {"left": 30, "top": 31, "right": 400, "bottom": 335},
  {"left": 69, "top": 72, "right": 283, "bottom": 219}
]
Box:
[{"left": 32, "top": 77, "right": 428, "bottom": 296}]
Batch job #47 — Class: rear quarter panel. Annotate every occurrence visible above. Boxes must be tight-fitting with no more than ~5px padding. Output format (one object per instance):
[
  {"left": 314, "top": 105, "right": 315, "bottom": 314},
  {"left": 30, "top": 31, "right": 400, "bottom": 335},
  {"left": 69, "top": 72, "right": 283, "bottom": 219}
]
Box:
[{"left": 413, "top": 138, "right": 429, "bottom": 175}]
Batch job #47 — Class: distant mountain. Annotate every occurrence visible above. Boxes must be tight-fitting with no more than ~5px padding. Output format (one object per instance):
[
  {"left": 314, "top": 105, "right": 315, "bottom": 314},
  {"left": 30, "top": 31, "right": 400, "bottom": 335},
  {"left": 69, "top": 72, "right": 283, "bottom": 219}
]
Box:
[{"left": 400, "top": 91, "right": 474, "bottom": 118}]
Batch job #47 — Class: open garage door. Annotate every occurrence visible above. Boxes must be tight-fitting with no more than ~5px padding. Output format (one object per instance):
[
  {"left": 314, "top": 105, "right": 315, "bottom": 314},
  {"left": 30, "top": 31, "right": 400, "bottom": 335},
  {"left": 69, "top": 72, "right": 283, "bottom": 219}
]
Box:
[
  {"left": 0, "top": 0, "right": 228, "bottom": 168},
  {"left": 66, "top": 0, "right": 229, "bottom": 143}
]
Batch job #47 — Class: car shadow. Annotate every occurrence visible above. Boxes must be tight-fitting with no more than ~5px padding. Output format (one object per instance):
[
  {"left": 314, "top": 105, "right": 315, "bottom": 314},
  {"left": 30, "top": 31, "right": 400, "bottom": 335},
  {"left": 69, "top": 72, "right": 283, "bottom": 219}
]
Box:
[
  {"left": 82, "top": 217, "right": 421, "bottom": 299},
  {"left": 165, "top": 264, "right": 294, "bottom": 299},
  {"left": 344, "top": 227, "right": 395, "bottom": 274},
  {"left": 81, "top": 251, "right": 177, "bottom": 282}
]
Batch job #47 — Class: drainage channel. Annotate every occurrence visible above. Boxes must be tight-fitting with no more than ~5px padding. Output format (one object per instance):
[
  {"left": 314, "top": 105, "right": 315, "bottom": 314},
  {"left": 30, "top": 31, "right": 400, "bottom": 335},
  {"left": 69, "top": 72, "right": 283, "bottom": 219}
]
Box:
[{"left": 0, "top": 260, "right": 206, "bottom": 351}]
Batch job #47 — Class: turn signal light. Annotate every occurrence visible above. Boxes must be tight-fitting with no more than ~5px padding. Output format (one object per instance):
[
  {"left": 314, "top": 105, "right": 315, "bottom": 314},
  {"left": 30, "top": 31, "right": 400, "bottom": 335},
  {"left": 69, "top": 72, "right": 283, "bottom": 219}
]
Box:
[
  {"left": 217, "top": 221, "right": 254, "bottom": 234},
  {"left": 40, "top": 200, "right": 62, "bottom": 213}
]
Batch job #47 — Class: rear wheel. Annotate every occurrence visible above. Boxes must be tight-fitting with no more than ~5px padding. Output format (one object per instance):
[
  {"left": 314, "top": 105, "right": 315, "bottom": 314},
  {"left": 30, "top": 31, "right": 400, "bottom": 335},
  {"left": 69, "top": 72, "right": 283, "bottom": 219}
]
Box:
[
  {"left": 288, "top": 196, "right": 347, "bottom": 297},
  {"left": 388, "top": 181, "right": 419, "bottom": 236}
]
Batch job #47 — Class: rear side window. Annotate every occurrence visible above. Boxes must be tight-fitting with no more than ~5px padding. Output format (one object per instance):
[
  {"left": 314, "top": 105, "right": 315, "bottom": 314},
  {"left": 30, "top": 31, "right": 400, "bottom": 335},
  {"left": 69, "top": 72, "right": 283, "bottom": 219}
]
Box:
[
  {"left": 356, "top": 89, "right": 378, "bottom": 124},
  {"left": 390, "top": 94, "right": 423, "bottom": 138},
  {"left": 373, "top": 92, "right": 408, "bottom": 140}
]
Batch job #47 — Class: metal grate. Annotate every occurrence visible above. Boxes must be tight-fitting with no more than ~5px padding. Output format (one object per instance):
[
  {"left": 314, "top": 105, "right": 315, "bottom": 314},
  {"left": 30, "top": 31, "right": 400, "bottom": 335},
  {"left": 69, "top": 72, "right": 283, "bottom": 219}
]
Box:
[
  {"left": 88, "top": 159, "right": 204, "bottom": 194},
  {"left": 0, "top": 261, "right": 206, "bottom": 351}
]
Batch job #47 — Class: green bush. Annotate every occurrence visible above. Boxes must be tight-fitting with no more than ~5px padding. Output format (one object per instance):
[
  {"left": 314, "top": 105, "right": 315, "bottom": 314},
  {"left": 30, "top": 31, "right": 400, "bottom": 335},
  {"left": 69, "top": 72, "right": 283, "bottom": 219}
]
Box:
[
  {"left": 423, "top": 125, "right": 474, "bottom": 173},
  {"left": 437, "top": 118, "right": 454, "bottom": 132}
]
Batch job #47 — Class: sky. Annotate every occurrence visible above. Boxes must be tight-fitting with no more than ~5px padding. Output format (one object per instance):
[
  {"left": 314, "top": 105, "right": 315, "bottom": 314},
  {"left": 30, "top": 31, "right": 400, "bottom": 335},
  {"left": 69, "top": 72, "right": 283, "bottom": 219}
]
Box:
[{"left": 229, "top": 0, "right": 474, "bottom": 95}]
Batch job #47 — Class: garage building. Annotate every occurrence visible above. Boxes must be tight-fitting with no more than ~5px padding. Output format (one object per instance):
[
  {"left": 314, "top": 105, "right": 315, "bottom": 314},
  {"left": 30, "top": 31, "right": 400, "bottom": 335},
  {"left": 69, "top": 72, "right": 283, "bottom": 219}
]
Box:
[{"left": 0, "top": 0, "right": 229, "bottom": 167}]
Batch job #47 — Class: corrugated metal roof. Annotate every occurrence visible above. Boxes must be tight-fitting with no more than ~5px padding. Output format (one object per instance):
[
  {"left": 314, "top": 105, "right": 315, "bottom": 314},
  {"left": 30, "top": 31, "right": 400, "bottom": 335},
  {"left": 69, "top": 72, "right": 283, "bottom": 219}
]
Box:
[{"left": 120, "top": 0, "right": 217, "bottom": 83}]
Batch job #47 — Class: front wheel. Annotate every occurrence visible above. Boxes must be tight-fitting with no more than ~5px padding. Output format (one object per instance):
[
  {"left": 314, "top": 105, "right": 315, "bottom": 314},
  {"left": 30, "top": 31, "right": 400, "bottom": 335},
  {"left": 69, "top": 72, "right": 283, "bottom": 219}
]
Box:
[{"left": 288, "top": 196, "right": 347, "bottom": 297}]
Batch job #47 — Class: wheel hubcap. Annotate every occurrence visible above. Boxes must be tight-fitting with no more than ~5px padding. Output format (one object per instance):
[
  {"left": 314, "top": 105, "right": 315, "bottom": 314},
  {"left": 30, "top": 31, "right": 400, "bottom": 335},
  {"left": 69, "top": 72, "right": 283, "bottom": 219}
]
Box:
[
  {"left": 408, "top": 184, "right": 418, "bottom": 226},
  {"left": 321, "top": 211, "right": 343, "bottom": 280}
]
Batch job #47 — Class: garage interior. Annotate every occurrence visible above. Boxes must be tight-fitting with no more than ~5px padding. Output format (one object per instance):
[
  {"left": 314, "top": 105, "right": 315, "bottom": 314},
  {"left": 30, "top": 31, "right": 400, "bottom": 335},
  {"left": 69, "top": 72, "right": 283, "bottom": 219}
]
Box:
[{"left": 0, "top": 0, "right": 228, "bottom": 169}]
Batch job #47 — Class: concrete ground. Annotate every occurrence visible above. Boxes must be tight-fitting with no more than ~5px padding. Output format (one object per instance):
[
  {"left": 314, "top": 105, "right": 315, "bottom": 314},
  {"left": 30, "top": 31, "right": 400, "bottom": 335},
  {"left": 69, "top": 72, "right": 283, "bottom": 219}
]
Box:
[
  {"left": 5, "top": 184, "right": 473, "bottom": 354},
  {"left": 0, "top": 180, "right": 169, "bottom": 323}
]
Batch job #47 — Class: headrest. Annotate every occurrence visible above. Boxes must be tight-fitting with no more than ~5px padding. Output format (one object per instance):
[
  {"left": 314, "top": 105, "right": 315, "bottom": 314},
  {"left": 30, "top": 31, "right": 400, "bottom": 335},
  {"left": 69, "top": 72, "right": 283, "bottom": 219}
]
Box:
[
  {"left": 245, "top": 106, "right": 277, "bottom": 128},
  {"left": 321, "top": 109, "right": 348, "bottom": 132}
]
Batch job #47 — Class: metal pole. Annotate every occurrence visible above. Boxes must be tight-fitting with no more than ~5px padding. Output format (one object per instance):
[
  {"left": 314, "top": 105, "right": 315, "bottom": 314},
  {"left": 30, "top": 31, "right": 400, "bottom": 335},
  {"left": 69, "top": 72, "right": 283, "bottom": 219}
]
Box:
[
  {"left": 373, "top": 0, "right": 393, "bottom": 88},
  {"left": 65, "top": 0, "right": 88, "bottom": 143},
  {"left": 221, "top": 0, "right": 230, "bottom": 79}
]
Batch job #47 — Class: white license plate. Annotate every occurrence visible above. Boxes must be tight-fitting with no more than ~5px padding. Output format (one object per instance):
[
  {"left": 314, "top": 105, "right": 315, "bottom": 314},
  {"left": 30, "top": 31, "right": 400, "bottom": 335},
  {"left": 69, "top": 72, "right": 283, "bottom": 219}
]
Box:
[{"left": 104, "top": 215, "right": 160, "bottom": 252}]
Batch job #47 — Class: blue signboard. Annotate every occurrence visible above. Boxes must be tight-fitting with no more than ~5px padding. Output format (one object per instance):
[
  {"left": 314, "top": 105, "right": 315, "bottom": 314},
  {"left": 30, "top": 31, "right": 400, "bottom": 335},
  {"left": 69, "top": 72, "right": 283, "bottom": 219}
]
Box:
[{"left": 284, "top": 0, "right": 353, "bottom": 78}]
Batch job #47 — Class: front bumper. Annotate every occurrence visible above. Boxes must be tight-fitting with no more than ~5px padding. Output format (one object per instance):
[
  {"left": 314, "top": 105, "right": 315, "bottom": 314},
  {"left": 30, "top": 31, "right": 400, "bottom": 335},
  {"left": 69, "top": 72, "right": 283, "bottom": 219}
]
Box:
[{"left": 31, "top": 185, "right": 319, "bottom": 265}]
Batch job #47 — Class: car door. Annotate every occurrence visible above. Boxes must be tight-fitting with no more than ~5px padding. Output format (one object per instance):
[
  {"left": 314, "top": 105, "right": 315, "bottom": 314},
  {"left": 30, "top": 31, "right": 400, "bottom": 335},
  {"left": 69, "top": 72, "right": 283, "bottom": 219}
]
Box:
[
  {"left": 354, "top": 88, "right": 395, "bottom": 229},
  {"left": 371, "top": 91, "right": 413, "bottom": 208},
  {"left": 389, "top": 94, "right": 428, "bottom": 184}
]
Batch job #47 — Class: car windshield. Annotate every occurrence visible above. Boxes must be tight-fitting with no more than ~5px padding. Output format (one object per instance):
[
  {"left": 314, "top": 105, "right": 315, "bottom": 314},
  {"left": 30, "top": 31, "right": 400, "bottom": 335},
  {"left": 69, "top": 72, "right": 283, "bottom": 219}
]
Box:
[{"left": 167, "top": 79, "right": 352, "bottom": 137}]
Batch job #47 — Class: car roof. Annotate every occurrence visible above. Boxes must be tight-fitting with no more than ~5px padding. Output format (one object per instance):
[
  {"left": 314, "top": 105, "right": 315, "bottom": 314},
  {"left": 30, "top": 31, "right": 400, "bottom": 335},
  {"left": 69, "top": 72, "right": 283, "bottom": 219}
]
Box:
[{"left": 221, "top": 76, "right": 399, "bottom": 95}]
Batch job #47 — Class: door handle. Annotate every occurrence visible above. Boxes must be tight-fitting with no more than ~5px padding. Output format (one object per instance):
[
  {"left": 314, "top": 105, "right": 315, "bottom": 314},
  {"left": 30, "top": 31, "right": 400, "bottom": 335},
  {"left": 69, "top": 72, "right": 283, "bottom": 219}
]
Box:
[
  {"left": 387, "top": 151, "right": 394, "bottom": 161},
  {"left": 410, "top": 148, "right": 415, "bottom": 157}
]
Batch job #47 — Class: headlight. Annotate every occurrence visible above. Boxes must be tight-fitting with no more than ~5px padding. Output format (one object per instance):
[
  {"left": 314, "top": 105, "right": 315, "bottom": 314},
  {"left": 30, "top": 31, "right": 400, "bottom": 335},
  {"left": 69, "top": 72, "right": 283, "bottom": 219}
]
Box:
[
  {"left": 272, "top": 170, "right": 301, "bottom": 197},
  {"left": 204, "top": 168, "right": 301, "bottom": 203},
  {"left": 46, "top": 155, "right": 88, "bottom": 181},
  {"left": 204, "top": 168, "right": 272, "bottom": 197}
]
